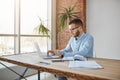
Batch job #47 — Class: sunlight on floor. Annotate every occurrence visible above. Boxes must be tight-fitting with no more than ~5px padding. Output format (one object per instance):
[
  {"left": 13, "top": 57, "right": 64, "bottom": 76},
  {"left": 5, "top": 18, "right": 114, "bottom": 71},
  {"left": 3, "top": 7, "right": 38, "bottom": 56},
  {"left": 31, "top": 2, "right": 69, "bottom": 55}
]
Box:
[{"left": 21, "top": 72, "right": 57, "bottom": 80}]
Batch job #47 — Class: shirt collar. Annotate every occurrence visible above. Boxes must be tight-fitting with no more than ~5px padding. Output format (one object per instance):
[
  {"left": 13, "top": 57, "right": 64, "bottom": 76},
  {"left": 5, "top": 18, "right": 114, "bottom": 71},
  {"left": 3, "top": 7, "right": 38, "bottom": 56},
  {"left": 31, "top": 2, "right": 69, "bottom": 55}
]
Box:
[{"left": 74, "top": 33, "right": 85, "bottom": 41}]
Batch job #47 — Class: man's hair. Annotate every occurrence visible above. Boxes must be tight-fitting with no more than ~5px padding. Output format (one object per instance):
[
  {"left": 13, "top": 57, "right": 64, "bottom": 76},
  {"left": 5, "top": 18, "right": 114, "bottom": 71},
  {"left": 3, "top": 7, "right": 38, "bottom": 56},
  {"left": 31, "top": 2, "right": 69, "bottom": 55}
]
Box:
[{"left": 69, "top": 18, "right": 83, "bottom": 27}]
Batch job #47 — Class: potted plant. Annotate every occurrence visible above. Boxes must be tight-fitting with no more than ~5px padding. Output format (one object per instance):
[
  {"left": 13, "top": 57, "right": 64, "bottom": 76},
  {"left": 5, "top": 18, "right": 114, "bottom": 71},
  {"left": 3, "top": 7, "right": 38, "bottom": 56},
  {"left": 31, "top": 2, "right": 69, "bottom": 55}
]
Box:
[
  {"left": 59, "top": 5, "right": 80, "bottom": 31},
  {"left": 34, "top": 17, "right": 50, "bottom": 38}
]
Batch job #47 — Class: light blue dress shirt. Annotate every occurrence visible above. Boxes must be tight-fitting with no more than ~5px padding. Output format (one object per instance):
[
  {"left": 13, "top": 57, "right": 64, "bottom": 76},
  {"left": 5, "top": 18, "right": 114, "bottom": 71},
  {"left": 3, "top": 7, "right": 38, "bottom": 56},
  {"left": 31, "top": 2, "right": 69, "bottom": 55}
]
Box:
[{"left": 60, "top": 33, "right": 94, "bottom": 57}]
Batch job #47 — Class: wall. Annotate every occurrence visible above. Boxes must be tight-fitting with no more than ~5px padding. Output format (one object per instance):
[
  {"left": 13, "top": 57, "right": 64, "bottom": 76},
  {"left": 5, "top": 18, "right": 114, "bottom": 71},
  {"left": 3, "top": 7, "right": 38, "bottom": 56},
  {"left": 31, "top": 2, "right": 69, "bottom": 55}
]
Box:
[
  {"left": 56, "top": 0, "right": 86, "bottom": 49},
  {"left": 86, "top": 0, "right": 120, "bottom": 59}
]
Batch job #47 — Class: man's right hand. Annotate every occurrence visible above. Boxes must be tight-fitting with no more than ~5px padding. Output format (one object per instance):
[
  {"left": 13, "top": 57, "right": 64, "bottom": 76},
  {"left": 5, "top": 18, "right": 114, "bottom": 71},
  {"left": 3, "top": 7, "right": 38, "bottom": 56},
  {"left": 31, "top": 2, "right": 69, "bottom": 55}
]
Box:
[
  {"left": 47, "top": 50, "right": 63, "bottom": 57},
  {"left": 47, "top": 50, "right": 55, "bottom": 56}
]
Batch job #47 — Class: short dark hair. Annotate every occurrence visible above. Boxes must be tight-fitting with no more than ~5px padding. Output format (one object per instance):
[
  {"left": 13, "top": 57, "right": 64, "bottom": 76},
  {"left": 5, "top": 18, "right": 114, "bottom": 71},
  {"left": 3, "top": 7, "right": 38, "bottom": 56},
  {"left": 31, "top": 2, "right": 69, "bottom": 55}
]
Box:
[{"left": 69, "top": 18, "right": 83, "bottom": 27}]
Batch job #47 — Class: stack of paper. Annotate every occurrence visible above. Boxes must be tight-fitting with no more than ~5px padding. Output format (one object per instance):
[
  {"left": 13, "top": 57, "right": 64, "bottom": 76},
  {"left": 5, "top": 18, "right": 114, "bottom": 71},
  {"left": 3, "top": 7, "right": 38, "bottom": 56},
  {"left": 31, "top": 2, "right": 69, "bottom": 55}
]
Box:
[{"left": 69, "top": 61, "right": 103, "bottom": 69}]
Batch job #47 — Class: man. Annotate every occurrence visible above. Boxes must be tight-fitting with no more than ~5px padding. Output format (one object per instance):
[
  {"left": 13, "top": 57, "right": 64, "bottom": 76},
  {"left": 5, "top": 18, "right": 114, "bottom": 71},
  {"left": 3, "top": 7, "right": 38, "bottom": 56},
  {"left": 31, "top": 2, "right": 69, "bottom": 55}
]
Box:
[{"left": 47, "top": 18, "right": 94, "bottom": 80}]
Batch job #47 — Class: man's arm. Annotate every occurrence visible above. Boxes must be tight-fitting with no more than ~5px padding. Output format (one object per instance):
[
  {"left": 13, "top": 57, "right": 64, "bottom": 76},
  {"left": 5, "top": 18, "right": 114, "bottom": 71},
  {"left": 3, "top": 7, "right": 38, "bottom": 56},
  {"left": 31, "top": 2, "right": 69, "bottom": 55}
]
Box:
[
  {"left": 63, "top": 35, "right": 94, "bottom": 57},
  {"left": 47, "top": 50, "right": 62, "bottom": 57},
  {"left": 60, "top": 37, "right": 73, "bottom": 55},
  {"left": 47, "top": 37, "right": 73, "bottom": 57},
  {"left": 75, "top": 37, "right": 94, "bottom": 57}
]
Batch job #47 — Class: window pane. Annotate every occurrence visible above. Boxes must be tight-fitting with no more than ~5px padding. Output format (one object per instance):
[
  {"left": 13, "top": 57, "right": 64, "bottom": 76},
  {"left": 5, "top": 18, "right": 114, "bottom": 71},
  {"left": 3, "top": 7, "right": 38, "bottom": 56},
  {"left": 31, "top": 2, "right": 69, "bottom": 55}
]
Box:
[
  {"left": 21, "top": 37, "right": 47, "bottom": 53},
  {"left": 0, "top": 37, "right": 14, "bottom": 56},
  {"left": 0, "top": 0, "right": 14, "bottom": 34},
  {"left": 20, "top": 0, "right": 48, "bottom": 34}
]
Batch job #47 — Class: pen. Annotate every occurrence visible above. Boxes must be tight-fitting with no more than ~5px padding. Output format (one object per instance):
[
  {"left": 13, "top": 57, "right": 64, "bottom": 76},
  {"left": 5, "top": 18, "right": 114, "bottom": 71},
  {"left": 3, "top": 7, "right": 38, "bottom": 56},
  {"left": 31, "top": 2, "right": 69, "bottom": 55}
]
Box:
[{"left": 39, "top": 61, "right": 50, "bottom": 65}]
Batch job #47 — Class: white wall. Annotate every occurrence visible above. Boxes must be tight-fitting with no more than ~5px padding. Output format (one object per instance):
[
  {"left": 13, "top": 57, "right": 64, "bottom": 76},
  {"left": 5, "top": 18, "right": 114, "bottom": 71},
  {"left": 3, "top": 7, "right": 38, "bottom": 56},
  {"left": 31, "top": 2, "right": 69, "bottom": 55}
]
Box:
[{"left": 86, "top": 0, "right": 120, "bottom": 59}]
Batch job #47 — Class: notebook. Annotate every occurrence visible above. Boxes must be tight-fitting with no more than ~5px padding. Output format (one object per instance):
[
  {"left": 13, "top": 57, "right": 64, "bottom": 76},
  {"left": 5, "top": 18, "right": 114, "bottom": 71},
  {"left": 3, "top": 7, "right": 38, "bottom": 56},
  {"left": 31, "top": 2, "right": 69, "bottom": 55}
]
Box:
[
  {"left": 34, "top": 42, "right": 60, "bottom": 59},
  {"left": 69, "top": 60, "right": 103, "bottom": 69}
]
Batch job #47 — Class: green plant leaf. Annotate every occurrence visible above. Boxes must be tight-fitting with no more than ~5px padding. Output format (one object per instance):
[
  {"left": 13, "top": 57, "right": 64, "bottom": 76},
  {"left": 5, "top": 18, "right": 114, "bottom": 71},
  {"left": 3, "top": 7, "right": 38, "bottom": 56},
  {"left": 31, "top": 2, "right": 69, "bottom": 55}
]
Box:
[
  {"left": 34, "top": 17, "right": 50, "bottom": 38},
  {"left": 59, "top": 5, "right": 80, "bottom": 31}
]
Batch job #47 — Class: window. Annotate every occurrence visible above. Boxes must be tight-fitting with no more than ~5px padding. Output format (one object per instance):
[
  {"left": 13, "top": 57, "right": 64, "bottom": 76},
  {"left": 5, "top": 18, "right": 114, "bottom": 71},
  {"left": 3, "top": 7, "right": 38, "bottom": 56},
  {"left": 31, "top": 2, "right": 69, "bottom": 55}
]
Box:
[
  {"left": 0, "top": 0, "right": 51, "bottom": 56},
  {"left": 0, "top": 0, "right": 14, "bottom": 55}
]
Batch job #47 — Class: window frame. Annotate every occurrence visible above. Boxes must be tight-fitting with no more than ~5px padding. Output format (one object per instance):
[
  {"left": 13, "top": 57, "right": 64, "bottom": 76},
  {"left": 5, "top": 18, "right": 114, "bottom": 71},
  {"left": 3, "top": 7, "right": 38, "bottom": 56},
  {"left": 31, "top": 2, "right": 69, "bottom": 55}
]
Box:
[{"left": 0, "top": 0, "right": 52, "bottom": 55}]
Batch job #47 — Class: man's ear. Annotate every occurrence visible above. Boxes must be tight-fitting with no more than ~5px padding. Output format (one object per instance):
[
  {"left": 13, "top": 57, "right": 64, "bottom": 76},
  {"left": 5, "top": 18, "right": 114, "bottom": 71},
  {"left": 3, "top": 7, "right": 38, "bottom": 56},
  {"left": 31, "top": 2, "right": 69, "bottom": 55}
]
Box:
[{"left": 79, "top": 26, "right": 83, "bottom": 30}]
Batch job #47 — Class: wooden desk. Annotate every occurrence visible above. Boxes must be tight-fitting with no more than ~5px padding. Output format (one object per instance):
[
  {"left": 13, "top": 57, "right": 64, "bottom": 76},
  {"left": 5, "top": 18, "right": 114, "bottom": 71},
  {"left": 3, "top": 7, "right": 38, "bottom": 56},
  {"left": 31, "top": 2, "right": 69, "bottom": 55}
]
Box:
[{"left": 0, "top": 53, "right": 120, "bottom": 80}]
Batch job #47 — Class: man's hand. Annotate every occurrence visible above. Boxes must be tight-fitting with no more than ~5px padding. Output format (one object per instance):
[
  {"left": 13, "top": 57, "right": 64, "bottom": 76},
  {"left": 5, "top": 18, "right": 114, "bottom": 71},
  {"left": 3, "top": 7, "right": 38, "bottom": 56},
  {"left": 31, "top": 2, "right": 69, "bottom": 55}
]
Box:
[
  {"left": 47, "top": 50, "right": 63, "bottom": 57},
  {"left": 47, "top": 50, "right": 55, "bottom": 56}
]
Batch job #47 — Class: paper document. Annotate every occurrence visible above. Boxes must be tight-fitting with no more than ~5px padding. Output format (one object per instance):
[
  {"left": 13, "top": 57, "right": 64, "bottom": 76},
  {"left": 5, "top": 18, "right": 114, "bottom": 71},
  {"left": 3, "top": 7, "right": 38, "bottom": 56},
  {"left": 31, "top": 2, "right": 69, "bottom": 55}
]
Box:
[
  {"left": 69, "top": 61, "right": 103, "bottom": 69},
  {"left": 62, "top": 57, "right": 74, "bottom": 61}
]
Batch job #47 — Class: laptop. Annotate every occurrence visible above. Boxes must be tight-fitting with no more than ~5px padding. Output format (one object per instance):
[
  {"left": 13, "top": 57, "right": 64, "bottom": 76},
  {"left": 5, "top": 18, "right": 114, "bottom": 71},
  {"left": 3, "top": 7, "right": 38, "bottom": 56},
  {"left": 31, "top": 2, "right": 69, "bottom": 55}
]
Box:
[{"left": 34, "top": 42, "right": 60, "bottom": 59}]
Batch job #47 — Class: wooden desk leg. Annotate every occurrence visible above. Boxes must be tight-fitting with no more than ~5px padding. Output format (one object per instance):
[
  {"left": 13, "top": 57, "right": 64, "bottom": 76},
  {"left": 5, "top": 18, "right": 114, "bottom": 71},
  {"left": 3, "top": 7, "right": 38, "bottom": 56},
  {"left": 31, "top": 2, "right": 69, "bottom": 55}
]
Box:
[{"left": 38, "top": 71, "right": 40, "bottom": 80}]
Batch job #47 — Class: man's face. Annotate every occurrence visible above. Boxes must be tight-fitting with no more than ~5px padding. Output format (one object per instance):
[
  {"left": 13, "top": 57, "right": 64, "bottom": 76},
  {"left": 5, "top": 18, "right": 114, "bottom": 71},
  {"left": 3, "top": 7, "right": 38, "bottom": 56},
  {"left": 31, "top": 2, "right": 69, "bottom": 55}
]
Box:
[{"left": 68, "top": 24, "right": 80, "bottom": 37}]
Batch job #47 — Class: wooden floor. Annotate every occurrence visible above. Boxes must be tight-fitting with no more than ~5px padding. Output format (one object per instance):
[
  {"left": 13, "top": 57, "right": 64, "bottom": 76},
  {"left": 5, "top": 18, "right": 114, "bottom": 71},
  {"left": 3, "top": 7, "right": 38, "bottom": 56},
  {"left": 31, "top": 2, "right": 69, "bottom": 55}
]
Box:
[
  {"left": 22, "top": 72, "right": 57, "bottom": 80},
  {"left": 24, "top": 73, "right": 76, "bottom": 80}
]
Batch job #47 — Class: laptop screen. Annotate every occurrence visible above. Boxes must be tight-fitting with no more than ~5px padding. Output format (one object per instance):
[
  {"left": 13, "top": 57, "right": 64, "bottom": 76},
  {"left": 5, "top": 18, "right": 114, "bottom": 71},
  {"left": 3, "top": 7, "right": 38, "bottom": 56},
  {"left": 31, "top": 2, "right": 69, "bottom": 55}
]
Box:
[{"left": 34, "top": 42, "right": 60, "bottom": 59}]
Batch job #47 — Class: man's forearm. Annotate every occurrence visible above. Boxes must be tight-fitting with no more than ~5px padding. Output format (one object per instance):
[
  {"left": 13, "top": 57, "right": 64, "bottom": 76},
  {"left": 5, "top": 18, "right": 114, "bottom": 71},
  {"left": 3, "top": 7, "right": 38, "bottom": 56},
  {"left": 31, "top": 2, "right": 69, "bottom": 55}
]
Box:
[{"left": 55, "top": 50, "right": 63, "bottom": 57}]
